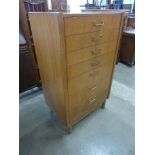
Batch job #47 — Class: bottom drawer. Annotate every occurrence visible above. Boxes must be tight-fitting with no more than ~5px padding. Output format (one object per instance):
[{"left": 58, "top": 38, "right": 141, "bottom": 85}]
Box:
[
  {"left": 69, "top": 87, "right": 108, "bottom": 124},
  {"left": 68, "top": 62, "right": 113, "bottom": 123},
  {"left": 69, "top": 63, "right": 113, "bottom": 123}
]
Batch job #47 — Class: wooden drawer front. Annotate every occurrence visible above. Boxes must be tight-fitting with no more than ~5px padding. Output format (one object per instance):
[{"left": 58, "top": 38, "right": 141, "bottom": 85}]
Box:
[
  {"left": 67, "top": 40, "right": 117, "bottom": 66},
  {"left": 65, "top": 30, "right": 109, "bottom": 52},
  {"left": 69, "top": 63, "right": 113, "bottom": 123},
  {"left": 69, "top": 86, "right": 107, "bottom": 123},
  {"left": 65, "top": 15, "right": 97, "bottom": 36},
  {"left": 98, "top": 14, "right": 121, "bottom": 29},
  {"left": 64, "top": 14, "right": 121, "bottom": 36},
  {"left": 67, "top": 51, "right": 115, "bottom": 79},
  {"left": 68, "top": 69, "right": 95, "bottom": 96},
  {"left": 68, "top": 62, "right": 113, "bottom": 96},
  {"left": 65, "top": 29, "right": 119, "bottom": 52},
  {"left": 69, "top": 94, "right": 97, "bottom": 123}
]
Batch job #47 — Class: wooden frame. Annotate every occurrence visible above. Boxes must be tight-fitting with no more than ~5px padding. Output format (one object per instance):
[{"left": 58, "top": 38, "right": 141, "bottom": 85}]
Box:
[{"left": 29, "top": 12, "right": 123, "bottom": 132}]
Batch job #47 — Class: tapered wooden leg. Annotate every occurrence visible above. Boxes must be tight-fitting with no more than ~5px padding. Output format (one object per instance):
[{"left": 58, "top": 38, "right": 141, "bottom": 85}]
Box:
[
  {"left": 101, "top": 101, "right": 106, "bottom": 109},
  {"left": 67, "top": 125, "right": 73, "bottom": 134},
  {"left": 107, "top": 90, "right": 111, "bottom": 99}
]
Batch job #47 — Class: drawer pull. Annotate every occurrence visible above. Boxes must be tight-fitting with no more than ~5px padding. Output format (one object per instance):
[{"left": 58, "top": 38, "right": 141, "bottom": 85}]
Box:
[
  {"left": 92, "top": 36, "right": 103, "bottom": 42},
  {"left": 91, "top": 49, "right": 102, "bottom": 55},
  {"left": 97, "top": 48, "right": 102, "bottom": 52},
  {"left": 89, "top": 71, "right": 98, "bottom": 76},
  {"left": 89, "top": 86, "right": 97, "bottom": 91},
  {"left": 88, "top": 97, "right": 97, "bottom": 103},
  {"left": 90, "top": 61, "right": 100, "bottom": 67},
  {"left": 92, "top": 37, "right": 100, "bottom": 42},
  {"left": 94, "top": 21, "right": 104, "bottom": 27}
]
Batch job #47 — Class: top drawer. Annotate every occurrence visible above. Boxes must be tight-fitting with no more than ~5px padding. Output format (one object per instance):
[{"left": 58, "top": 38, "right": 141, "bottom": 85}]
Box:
[{"left": 64, "top": 14, "right": 121, "bottom": 36}]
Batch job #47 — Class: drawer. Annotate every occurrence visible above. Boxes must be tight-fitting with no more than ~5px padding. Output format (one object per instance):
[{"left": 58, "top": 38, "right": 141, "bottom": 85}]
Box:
[
  {"left": 69, "top": 88, "right": 107, "bottom": 123},
  {"left": 69, "top": 70, "right": 111, "bottom": 123},
  {"left": 67, "top": 40, "right": 117, "bottom": 66},
  {"left": 67, "top": 51, "right": 115, "bottom": 79},
  {"left": 69, "top": 93, "right": 98, "bottom": 123},
  {"left": 65, "top": 29, "right": 119, "bottom": 52},
  {"left": 98, "top": 14, "right": 122, "bottom": 29},
  {"left": 64, "top": 15, "right": 98, "bottom": 36},
  {"left": 64, "top": 14, "right": 121, "bottom": 36},
  {"left": 68, "top": 62, "right": 113, "bottom": 96},
  {"left": 65, "top": 30, "right": 109, "bottom": 52}
]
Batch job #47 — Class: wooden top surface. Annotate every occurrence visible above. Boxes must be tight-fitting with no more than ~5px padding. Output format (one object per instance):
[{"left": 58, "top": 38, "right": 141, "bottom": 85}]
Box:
[{"left": 29, "top": 10, "right": 124, "bottom": 17}]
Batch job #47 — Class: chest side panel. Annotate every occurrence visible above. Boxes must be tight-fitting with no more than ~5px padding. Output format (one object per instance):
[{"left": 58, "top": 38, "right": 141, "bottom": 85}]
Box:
[{"left": 29, "top": 13, "right": 68, "bottom": 126}]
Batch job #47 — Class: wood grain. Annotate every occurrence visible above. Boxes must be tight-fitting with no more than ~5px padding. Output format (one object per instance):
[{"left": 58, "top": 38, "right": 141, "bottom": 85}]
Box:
[
  {"left": 29, "top": 12, "right": 123, "bottom": 132},
  {"left": 67, "top": 51, "right": 115, "bottom": 79},
  {"left": 66, "top": 41, "right": 117, "bottom": 66},
  {"left": 65, "top": 29, "right": 119, "bottom": 52},
  {"left": 29, "top": 13, "right": 68, "bottom": 126}
]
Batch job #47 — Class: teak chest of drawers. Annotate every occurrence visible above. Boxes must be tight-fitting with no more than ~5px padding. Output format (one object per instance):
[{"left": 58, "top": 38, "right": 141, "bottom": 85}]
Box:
[{"left": 29, "top": 11, "right": 123, "bottom": 132}]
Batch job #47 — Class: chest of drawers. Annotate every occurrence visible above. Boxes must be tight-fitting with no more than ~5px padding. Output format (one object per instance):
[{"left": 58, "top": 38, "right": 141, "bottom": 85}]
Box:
[{"left": 29, "top": 12, "right": 123, "bottom": 132}]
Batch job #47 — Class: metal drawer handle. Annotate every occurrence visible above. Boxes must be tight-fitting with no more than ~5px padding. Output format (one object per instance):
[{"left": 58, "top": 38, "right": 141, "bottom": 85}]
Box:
[
  {"left": 89, "top": 71, "right": 98, "bottom": 76},
  {"left": 94, "top": 21, "right": 104, "bottom": 26},
  {"left": 91, "top": 49, "right": 102, "bottom": 55},
  {"left": 89, "top": 86, "right": 97, "bottom": 91},
  {"left": 97, "top": 48, "right": 102, "bottom": 52},
  {"left": 88, "top": 97, "right": 97, "bottom": 103},
  {"left": 91, "top": 37, "right": 99, "bottom": 42},
  {"left": 92, "top": 36, "right": 103, "bottom": 42},
  {"left": 90, "top": 61, "right": 100, "bottom": 67}
]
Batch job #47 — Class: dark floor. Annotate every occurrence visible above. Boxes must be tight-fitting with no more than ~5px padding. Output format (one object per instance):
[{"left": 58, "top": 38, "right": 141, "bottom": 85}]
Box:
[{"left": 19, "top": 63, "right": 135, "bottom": 155}]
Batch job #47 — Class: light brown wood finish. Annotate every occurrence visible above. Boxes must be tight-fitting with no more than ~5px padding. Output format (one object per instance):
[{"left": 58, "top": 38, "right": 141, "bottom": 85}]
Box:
[
  {"left": 64, "top": 14, "right": 121, "bottom": 36},
  {"left": 67, "top": 41, "right": 117, "bottom": 66},
  {"left": 68, "top": 62, "right": 113, "bottom": 96},
  {"left": 29, "top": 12, "right": 123, "bottom": 132},
  {"left": 29, "top": 13, "right": 68, "bottom": 126},
  {"left": 67, "top": 51, "right": 115, "bottom": 79},
  {"left": 65, "top": 29, "right": 119, "bottom": 52}
]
